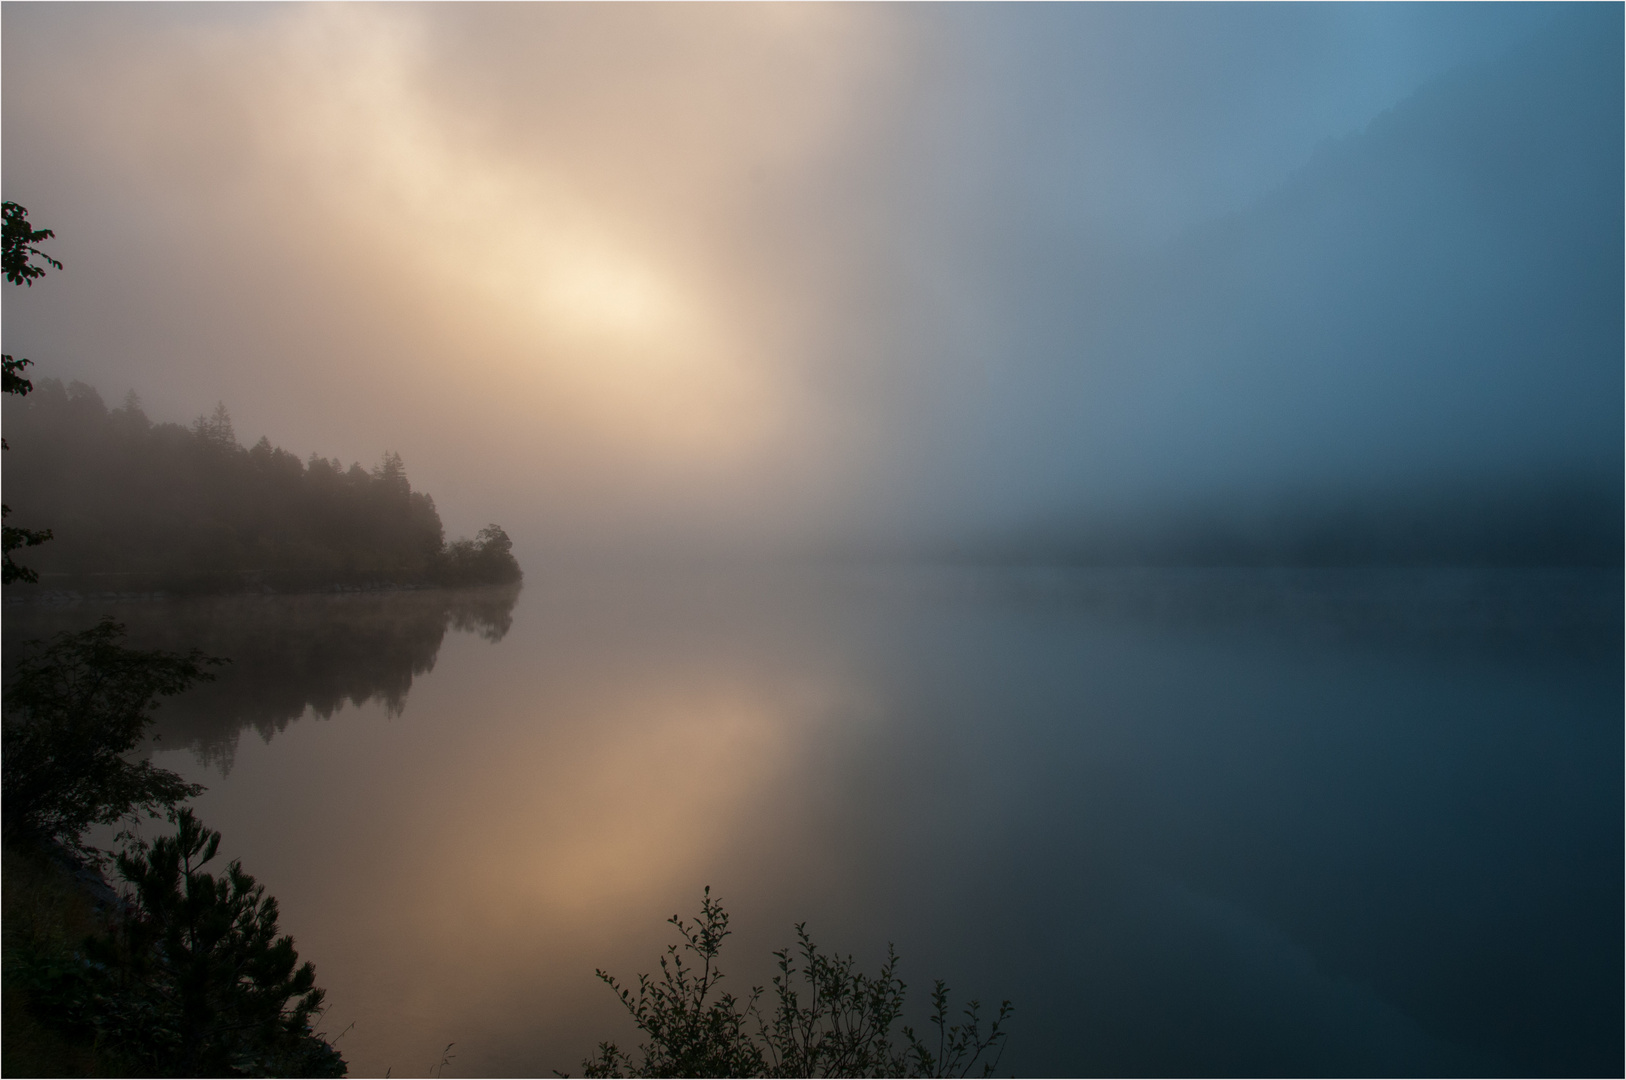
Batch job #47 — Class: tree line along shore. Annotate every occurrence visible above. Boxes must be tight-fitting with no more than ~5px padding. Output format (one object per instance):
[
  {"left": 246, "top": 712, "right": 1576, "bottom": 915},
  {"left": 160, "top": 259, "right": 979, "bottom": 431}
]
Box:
[{"left": 3, "top": 377, "right": 521, "bottom": 596}]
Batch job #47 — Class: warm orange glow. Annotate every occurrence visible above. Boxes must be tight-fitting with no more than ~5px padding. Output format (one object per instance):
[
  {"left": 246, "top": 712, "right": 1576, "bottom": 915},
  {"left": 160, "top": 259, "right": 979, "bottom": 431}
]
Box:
[
  {"left": 405, "top": 690, "right": 779, "bottom": 926},
  {"left": 3, "top": 1, "right": 910, "bottom": 540},
  {"left": 249, "top": 8, "right": 768, "bottom": 463},
  {"left": 107, "top": 3, "right": 893, "bottom": 474}
]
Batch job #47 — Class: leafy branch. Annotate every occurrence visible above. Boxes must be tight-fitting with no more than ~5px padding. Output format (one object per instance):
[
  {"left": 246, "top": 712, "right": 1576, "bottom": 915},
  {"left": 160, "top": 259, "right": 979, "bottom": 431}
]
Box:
[
  {"left": 3, "top": 200, "right": 61, "bottom": 285},
  {"left": 580, "top": 889, "right": 1012, "bottom": 1078}
]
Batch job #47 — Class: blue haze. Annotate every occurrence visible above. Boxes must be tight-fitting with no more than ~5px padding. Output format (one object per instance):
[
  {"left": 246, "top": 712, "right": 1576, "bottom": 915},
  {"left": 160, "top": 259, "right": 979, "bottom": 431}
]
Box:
[{"left": 829, "top": 5, "right": 1622, "bottom": 556}]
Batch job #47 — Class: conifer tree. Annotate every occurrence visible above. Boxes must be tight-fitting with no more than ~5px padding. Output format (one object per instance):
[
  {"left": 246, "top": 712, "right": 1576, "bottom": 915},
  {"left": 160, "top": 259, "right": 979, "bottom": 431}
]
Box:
[{"left": 25, "top": 810, "right": 346, "bottom": 1077}]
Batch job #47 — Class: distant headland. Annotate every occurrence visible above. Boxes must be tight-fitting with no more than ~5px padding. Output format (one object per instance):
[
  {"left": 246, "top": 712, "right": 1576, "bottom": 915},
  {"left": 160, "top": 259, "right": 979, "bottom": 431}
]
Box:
[{"left": 2, "top": 378, "right": 521, "bottom": 597}]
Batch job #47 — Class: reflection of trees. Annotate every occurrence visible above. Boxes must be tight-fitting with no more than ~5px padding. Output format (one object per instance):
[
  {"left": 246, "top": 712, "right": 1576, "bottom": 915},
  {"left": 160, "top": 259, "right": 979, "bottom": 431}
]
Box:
[
  {"left": 445, "top": 585, "right": 517, "bottom": 642},
  {"left": 3, "top": 584, "right": 520, "bottom": 771}
]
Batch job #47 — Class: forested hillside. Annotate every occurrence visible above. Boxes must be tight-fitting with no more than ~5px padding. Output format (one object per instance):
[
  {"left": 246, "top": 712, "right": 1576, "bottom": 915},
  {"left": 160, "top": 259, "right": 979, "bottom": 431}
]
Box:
[{"left": 2, "top": 378, "right": 520, "bottom": 592}]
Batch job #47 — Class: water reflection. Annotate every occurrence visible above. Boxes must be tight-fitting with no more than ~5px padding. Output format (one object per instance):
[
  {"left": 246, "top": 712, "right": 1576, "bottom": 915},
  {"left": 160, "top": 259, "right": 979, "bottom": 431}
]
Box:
[
  {"left": 4, "top": 567, "right": 1618, "bottom": 1076},
  {"left": 2, "top": 584, "right": 520, "bottom": 769}
]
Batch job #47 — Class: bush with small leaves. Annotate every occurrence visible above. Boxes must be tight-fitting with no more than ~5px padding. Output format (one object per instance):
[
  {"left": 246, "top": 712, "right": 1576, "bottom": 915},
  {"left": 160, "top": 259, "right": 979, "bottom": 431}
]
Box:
[
  {"left": 583, "top": 888, "right": 1011, "bottom": 1079},
  {"left": 586, "top": 888, "right": 767, "bottom": 1078}
]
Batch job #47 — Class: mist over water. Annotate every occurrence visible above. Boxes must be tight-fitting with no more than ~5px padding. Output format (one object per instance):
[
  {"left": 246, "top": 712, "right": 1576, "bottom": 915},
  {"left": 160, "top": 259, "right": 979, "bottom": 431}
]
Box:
[
  {"left": 8, "top": 566, "right": 1618, "bottom": 1076},
  {"left": 2, "top": 4, "right": 1620, "bottom": 1077}
]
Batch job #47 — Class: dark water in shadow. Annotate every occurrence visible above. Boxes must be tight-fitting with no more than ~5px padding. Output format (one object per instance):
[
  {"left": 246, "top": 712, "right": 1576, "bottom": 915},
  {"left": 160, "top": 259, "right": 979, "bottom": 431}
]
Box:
[{"left": 4, "top": 567, "right": 1619, "bottom": 1076}]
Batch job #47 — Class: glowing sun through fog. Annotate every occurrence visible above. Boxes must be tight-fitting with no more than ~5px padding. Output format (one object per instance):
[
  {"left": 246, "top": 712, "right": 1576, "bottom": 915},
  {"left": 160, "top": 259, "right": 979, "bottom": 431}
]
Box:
[
  {"left": 242, "top": 6, "right": 774, "bottom": 465},
  {"left": 3, "top": 3, "right": 1610, "bottom": 554}
]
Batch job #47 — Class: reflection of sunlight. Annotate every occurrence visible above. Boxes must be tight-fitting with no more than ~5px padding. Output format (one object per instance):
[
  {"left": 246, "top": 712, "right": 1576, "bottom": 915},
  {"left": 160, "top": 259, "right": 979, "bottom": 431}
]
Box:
[
  {"left": 316, "top": 649, "right": 853, "bottom": 1074},
  {"left": 405, "top": 676, "right": 820, "bottom": 947},
  {"left": 130, "top": 574, "right": 876, "bottom": 1075},
  {"left": 527, "top": 695, "right": 785, "bottom": 909}
]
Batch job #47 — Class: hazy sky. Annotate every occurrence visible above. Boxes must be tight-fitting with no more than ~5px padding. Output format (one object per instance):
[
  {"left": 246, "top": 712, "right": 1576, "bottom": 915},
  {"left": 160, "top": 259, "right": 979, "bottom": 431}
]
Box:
[{"left": 2, "top": 4, "right": 1617, "bottom": 556}]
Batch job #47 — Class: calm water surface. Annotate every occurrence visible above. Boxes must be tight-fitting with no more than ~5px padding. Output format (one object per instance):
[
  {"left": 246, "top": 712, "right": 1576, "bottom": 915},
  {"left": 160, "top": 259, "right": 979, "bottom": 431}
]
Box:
[{"left": 7, "top": 565, "right": 1620, "bottom": 1076}]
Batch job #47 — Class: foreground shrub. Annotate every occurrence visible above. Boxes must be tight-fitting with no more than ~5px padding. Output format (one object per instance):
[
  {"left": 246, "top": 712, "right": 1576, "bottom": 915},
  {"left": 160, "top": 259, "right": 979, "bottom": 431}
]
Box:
[{"left": 583, "top": 888, "right": 1011, "bottom": 1078}]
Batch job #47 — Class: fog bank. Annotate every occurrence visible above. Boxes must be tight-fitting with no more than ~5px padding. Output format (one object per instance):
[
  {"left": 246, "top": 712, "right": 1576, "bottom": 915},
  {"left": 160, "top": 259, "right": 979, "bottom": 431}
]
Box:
[{"left": 3, "top": 4, "right": 1616, "bottom": 563}]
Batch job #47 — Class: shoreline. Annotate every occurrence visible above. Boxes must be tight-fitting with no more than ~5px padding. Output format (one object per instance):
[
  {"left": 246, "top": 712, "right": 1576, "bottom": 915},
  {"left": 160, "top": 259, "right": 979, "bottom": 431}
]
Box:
[{"left": 3, "top": 575, "right": 521, "bottom": 606}]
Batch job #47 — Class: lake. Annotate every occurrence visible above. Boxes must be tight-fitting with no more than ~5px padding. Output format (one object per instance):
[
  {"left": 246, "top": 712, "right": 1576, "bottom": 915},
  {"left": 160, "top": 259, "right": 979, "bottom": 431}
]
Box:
[{"left": 6, "top": 564, "right": 1620, "bottom": 1076}]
